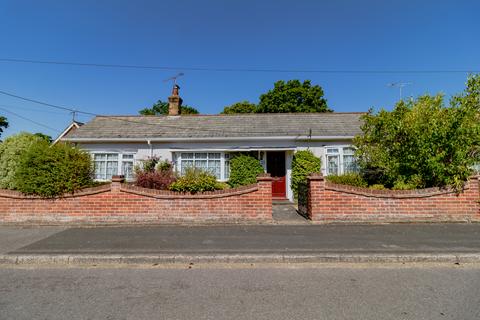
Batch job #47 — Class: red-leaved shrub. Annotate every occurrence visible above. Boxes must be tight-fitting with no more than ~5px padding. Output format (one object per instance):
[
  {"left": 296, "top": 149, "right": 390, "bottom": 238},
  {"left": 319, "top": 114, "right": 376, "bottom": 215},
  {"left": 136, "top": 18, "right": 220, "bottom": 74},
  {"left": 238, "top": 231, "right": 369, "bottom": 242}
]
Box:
[{"left": 135, "top": 169, "right": 177, "bottom": 190}]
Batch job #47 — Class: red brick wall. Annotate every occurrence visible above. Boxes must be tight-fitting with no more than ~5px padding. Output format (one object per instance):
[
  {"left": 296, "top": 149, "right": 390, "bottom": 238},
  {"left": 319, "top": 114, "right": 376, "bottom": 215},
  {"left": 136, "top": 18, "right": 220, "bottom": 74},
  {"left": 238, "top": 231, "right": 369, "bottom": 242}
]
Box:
[
  {"left": 0, "top": 175, "right": 273, "bottom": 225},
  {"left": 307, "top": 174, "right": 480, "bottom": 223}
]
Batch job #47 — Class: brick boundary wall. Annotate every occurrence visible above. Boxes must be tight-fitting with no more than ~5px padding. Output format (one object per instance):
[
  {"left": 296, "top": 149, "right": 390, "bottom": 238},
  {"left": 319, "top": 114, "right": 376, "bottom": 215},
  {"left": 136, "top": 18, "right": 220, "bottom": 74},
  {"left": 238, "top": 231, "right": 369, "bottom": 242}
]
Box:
[
  {"left": 0, "top": 175, "right": 273, "bottom": 225},
  {"left": 307, "top": 173, "right": 480, "bottom": 223}
]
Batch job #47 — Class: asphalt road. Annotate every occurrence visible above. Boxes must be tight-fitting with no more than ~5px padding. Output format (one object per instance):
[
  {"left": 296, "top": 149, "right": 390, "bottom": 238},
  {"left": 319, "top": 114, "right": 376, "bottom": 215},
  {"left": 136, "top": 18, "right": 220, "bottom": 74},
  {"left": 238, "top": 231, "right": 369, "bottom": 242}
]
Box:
[{"left": 1, "top": 265, "right": 479, "bottom": 320}]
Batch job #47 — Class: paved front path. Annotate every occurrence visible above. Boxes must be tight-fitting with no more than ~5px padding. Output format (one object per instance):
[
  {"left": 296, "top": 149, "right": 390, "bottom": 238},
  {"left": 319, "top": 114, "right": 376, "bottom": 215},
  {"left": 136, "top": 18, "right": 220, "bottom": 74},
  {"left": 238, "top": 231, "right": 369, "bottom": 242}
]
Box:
[
  {"left": 3, "top": 224, "right": 480, "bottom": 255},
  {"left": 1, "top": 266, "right": 479, "bottom": 319}
]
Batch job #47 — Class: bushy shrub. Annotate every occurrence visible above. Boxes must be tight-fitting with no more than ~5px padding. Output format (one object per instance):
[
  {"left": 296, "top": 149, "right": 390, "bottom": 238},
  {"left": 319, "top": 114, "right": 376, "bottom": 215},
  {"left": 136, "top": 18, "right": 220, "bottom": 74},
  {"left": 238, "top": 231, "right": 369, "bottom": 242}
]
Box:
[
  {"left": 135, "top": 170, "right": 177, "bottom": 190},
  {"left": 169, "top": 168, "right": 225, "bottom": 193},
  {"left": 291, "top": 150, "right": 321, "bottom": 197},
  {"left": 326, "top": 173, "right": 368, "bottom": 188},
  {"left": 136, "top": 156, "right": 160, "bottom": 173},
  {"left": 228, "top": 154, "right": 264, "bottom": 187},
  {"left": 0, "top": 133, "right": 43, "bottom": 190},
  {"left": 13, "top": 141, "right": 94, "bottom": 197}
]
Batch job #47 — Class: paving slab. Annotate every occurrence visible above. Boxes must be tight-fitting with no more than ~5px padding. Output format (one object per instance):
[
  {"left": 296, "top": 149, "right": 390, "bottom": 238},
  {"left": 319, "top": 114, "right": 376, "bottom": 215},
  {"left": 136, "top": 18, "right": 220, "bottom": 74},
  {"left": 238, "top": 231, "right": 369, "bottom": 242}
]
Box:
[
  {"left": 0, "top": 227, "right": 65, "bottom": 254},
  {"left": 7, "top": 224, "right": 480, "bottom": 255}
]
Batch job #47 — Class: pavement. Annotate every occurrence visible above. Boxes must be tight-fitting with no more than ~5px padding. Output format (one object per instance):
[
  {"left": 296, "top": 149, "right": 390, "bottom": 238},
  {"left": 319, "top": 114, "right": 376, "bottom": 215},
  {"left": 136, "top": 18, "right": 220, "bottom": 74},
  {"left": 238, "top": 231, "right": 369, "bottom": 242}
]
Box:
[{"left": 1, "top": 224, "right": 480, "bottom": 266}]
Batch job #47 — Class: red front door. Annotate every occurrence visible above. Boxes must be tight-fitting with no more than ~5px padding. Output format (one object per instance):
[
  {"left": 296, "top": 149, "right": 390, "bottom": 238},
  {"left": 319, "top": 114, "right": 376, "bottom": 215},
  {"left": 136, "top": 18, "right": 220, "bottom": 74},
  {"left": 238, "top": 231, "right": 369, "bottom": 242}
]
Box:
[{"left": 267, "top": 151, "right": 286, "bottom": 199}]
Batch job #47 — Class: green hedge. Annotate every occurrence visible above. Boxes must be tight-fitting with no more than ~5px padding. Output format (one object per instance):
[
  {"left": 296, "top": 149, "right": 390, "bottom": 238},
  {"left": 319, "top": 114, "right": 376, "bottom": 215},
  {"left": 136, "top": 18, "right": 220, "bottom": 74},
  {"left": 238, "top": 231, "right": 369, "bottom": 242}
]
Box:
[
  {"left": 13, "top": 141, "right": 94, "bottom": 197},
  {"left": 291, "top": 150, "right": 321, "bottom": 197},
  {"left": 169, "top": 167, "right": 225, "bottom": 193},
  {"left": 0, "top": 133, "right": 44, "bottom": 190},
  {"left": 326, "top": 173, "right": 368, "bottom": 188},
  {"left": 228, "top": 154, "right": 264, "bottom": 187}
]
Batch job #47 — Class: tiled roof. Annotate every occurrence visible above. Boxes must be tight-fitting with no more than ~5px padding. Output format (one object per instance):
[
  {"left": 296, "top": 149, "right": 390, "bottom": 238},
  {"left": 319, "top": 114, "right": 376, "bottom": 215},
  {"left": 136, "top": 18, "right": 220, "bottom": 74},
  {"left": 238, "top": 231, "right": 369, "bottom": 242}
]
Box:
[{"left": 64, "top": 113, "right": 364, "bottom": 140}]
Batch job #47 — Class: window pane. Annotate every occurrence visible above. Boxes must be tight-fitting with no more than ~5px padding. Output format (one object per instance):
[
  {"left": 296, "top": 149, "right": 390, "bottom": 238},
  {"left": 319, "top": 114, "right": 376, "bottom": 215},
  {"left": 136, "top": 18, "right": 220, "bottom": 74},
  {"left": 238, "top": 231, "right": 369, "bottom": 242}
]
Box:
[
  {"left": 208, "top": 153, "right": 221, "bottom": 159},
  {"left": 94, "top": 154, "right": 106, "bottom": 161},
  {"left": 224, "top": 160, "right": 230, "bottom": 180},
  {"left": 343, "top": 147, "right": 355, "bottom": 155},
  {"left": 106, "top": 161, "right": 118, "bottom": 179},
  {"left": 327, "top": 155, "right": 339, "bottom": 175},
  {"left": 182, "top": 153, "right": 194, "bottom": 159},
  {"left": 343, "top": 155, "right": 359, "bottom": 174},
  {"left": 122, "top": 161, "right": 134, "bottom": 179},
  {"left": 94, "top": 161, "right": 106, "bottom": 180},
  {"left": 181, "top": 160, "right": 194, "bottom": 175},
  {"left": 107, "top": 154, "right": 118, "bottom": 161},
  {"left": 326, "top": 148, "right": 339, "bottom": 154},
  {"left": 195, "top": 159, "right": 208, "bottom": 170},
  {"left": 195, "top": 153, "right": 207, "bottom": 159},
  {"left": 122, "top": 154, "right": 134, "bottom": 160},
  {"left": 208, "top": 159, "right": 221, "bottom": 179}
]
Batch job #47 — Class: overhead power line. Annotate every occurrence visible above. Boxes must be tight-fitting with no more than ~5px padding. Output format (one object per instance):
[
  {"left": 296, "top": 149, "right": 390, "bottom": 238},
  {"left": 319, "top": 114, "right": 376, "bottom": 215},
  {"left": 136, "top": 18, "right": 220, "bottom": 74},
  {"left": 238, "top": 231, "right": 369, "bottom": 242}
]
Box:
[
  {"left": 0, "top": 89, "right": 308, "bottom": 135},
  {"left": 0, "top": 58, "right": 479, "bottom": 74},
  {"left": 0, "top": 106, "right": 61, "bottom": 133}
]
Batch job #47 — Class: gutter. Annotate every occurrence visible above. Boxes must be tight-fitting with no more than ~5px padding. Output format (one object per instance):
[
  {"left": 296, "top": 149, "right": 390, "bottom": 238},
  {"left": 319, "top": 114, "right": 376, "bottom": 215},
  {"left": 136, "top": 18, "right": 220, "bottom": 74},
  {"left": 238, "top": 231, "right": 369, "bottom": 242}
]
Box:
[{"left": 62, "top": 135, "right": 355, "bottom": 143}]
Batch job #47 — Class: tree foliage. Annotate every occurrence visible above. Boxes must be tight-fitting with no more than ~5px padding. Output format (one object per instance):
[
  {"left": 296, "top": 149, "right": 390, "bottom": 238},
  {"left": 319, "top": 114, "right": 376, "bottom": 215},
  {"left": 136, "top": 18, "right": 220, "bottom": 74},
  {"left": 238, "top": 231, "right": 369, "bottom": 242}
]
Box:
[
  {"left": 257, "top": 80, "right": 331, "bottom": 113},
  {"left": 139, "top": 100, "right": 199, "bottom": 115},
  {"left": 228, "top": 154, "right": 264, "bottom": 187},
  {"left": 0, "top": 133, "right": 42, "bottom": 189},
  {"left": 13, "top": 142, "right": 94, "bottom": 197},
  {"left": 354, "top": 75, "right": 480, "bottom": 190},
  {"left": 221, "top": 101, "right": 257, "bottom": 114},
  {"left": 291, "top": 150, "right": 321, "bottom": 197},
  {"left": 0, "top": 116, "right": 8, "bottom": 138}
]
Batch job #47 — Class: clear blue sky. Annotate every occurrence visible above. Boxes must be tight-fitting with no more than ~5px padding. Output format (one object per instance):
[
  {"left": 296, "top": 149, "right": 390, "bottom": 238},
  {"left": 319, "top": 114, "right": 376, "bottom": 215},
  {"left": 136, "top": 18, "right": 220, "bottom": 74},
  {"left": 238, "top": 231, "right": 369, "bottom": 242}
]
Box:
[{"left": 0, "top": 0, "right": 479, "bottom": 138}]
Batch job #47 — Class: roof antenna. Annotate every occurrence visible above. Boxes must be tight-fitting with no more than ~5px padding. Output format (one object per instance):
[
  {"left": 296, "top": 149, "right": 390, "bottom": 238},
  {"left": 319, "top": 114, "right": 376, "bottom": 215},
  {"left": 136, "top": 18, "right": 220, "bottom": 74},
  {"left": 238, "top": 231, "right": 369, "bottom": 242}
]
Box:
[
  {"left": 70, "top": 110, "right": 77, "bottom": 122},
  {"left": 163, "top": 72, "right": 185, "bottom": 94},
  {"left": 387, "top": 82, "right": 412, "bottom": 100}
]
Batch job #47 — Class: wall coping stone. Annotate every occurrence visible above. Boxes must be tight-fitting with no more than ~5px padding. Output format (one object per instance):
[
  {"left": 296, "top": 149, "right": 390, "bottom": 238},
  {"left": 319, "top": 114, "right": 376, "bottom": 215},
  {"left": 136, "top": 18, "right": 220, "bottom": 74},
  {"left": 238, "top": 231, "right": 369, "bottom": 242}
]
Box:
[
  {"left": 0, "top": 183, "right": 111, "bottom": 200},
  {"left": 324, "top": 181, "right": 468, "bottom": 199},
  {"left": 121, "top": 183, "right": 260, "bottom": 199}
]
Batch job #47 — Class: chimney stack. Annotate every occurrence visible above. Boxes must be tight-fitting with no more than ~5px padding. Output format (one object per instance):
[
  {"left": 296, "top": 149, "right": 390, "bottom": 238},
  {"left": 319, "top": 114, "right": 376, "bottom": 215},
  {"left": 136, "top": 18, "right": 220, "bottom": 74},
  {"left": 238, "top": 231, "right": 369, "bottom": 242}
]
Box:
[{"left": 168, "top": 84, "right": 183, "bottom": 116}]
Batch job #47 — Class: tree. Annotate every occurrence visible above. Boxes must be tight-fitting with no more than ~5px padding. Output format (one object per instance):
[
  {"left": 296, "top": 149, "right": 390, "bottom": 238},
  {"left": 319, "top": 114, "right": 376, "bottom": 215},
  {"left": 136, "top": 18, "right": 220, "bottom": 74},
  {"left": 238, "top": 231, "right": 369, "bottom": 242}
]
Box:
[
  {"left": 139, "top": 100, "right": 199, "bottom": 115},
  {"left": 0, "top": 116, "right": 8, "bottom": 138},
  {"left": 221, "top": 101, "right": 257, "bottom": 114},
  {"left": 34, "top": 132, "right": 52, "bottom": 143},
  {"left": 354, "top": 74, "right": 480, "bottom": 190},
  {"left": 0, "top": 133, "right": 44, "bottom": 189},
  {"left": 257, "top": 80, "right": 331, "bottom": 113}
]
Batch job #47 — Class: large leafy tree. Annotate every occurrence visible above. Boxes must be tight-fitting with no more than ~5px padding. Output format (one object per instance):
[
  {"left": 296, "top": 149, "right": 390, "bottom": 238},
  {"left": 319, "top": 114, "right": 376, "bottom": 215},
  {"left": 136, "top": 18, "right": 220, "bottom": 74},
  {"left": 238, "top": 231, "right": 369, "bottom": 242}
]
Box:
[
  {"left": 139, "top": 100, "right": 199, "bottom": 115},
  {"left": 257, "top": 80, "right": 331, "bottom": 113},
  {"left": 0, "top": 116, "right": 8, "bottom": 138},
  {"left": 221, "top": 101, "right": 257, "bottom": 114},
  {"left": 354, "top": 74, "right": 480, "bottom": 190}
]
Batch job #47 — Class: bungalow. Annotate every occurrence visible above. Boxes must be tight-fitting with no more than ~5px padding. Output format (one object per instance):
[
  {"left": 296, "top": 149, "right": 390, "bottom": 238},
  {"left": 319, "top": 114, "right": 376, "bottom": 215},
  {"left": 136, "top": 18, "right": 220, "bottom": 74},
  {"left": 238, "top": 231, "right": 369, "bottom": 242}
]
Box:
[{"left": 59, "top": 86, "right": 363, "bottom": 202}]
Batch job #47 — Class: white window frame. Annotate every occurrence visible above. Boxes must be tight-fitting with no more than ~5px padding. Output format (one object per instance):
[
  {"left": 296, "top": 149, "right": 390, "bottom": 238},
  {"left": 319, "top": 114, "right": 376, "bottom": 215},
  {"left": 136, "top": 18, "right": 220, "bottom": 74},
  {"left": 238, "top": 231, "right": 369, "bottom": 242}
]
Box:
[
  {"left": 174, "top": 152, "right": 230, "bottom": 181},
  {"left": 91, "top": 152, "right": 137, "bottom": 181},
  {"left": 324, "top": 146, "right": 359, "bottom": 176}
]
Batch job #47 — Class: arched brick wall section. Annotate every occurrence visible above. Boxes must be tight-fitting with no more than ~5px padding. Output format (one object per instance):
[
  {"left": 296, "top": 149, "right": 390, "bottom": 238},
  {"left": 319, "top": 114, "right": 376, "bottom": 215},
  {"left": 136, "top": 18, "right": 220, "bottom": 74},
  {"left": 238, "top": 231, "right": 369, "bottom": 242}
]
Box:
[
  {"left": 0, "top": 175, "right": 272, "bottom": 225},
  {"left": 307, "top": 174, "right": 480, "bottom": 223}
]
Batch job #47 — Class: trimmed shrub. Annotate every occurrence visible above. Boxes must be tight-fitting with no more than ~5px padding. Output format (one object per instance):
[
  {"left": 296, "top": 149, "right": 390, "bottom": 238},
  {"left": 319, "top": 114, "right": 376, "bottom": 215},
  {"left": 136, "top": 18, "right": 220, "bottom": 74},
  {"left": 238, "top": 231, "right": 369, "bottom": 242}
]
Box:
[
  {"left": 228, "top": 154, "right": 264, "bottom": 187},
  {"left": 0, "top": 132, "right": 43, "bottom": 190},
  {"left": 291, "top": 150, "right": 321, "bottom": 197},
  {"left": 326, "top": 173, "right": 368, "bottom": 188},
  {"left": 369, "top": 184, "right": 386, "bottom": 190},
  {"left": 13, "top": 141, "right": 94, "bottom": 197},
  {"left": 169, "top": 168, "right": 225, "bottom": 193}
]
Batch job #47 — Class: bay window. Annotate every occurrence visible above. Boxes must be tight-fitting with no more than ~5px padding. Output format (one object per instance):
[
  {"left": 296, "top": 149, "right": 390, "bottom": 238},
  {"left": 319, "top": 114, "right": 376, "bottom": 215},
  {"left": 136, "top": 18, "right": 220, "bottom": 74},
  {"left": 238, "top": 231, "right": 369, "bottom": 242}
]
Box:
[
  {"left": 93, "top": 152, "right": 136, "bottom": 181},
  {"left": 176, "top": 152, "right": 230, "bottom": 181},
  {"left": 325, "top": 146, "right": 359, "bottom": 175}
]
